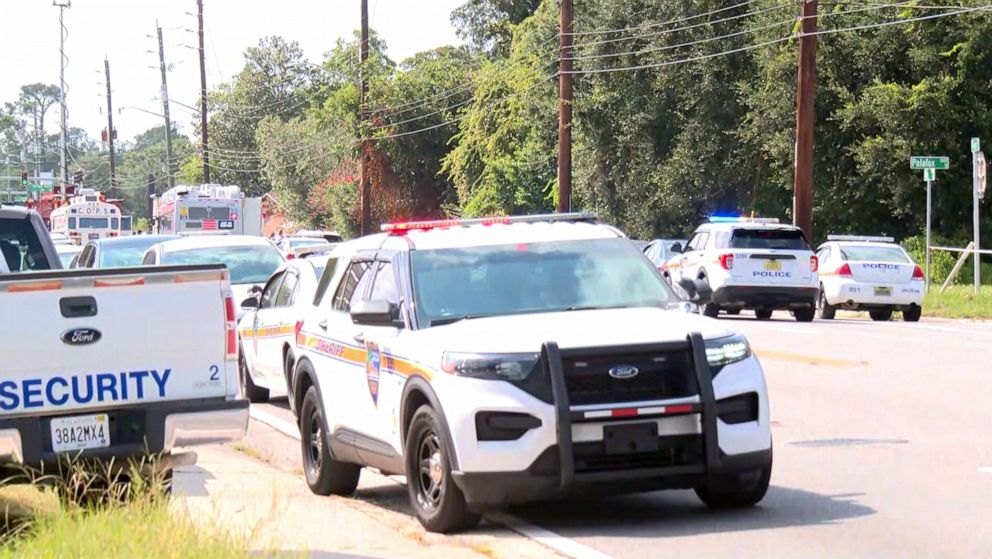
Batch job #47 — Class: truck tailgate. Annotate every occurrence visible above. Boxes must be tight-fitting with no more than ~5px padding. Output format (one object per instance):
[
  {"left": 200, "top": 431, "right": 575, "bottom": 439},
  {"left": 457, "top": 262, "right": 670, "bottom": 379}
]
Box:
[{"left": 0, "top": 265, "right": 235, "bottom": 419}]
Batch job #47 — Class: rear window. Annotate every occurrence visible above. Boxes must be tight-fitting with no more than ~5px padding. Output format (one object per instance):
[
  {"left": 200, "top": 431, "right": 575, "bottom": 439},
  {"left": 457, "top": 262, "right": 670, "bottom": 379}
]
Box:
[
  {"left": 730, "top": 229, "right": 810, "bottom": 250},
  {"left": 839, "top": 246, "right": 909, "bottom": 263},
  {"left": 0, "top": 215, "right": 52, "bottom": 272}
]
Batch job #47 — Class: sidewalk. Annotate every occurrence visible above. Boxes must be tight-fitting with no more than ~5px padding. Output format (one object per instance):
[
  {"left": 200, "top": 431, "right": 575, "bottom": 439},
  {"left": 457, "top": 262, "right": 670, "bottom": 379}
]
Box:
[{"left": 171, "top": 442, "right": 561, "bottom": 559}]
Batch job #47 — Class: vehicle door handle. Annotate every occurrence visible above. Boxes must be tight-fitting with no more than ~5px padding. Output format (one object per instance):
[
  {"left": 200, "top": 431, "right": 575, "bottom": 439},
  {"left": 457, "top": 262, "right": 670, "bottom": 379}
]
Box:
[
  {"left": 60, "top": 296, "right": 98, "bottom": 318},
  {"left": 353, "top": 332, "right": 365, "bottom": 344},
  {"left": 319, "top": 320, "right": 328, "bottom": 330}
]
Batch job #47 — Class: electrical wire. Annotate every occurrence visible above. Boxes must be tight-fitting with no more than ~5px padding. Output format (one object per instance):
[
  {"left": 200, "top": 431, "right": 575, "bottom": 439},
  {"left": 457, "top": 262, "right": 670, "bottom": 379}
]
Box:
[{"left": 564, "top": 0, "right": 767, "bottom": 36}]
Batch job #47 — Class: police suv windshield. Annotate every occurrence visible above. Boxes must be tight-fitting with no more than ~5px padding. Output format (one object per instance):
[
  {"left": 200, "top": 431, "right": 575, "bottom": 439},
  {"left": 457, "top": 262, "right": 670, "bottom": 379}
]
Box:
[
  {"left": 410, "top": 238, "right": 672, "bottom": 326},
  {"left": 162, "top": 245, "right": 283, "bottom": 284}
]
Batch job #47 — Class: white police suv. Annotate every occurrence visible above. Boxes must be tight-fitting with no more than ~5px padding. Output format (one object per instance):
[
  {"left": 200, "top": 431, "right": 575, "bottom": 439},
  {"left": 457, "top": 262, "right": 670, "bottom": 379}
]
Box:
[
  {"left": 816, "top": 235, "right": 924, "bottom": 322},
  {"left": 666, "top": 217, "right": 819, "bottom": 321},
  {"left": 291, "top": 213, "right": 773, "bottom": 533}
]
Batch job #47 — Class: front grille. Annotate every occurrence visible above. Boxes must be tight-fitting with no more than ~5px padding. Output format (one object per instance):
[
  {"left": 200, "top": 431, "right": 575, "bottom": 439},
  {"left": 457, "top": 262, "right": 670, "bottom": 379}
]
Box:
[
  {"left": 562, "top": 348, "right": 697, "bottom": 405},
  {"left": 573, "top": 435, "right": 703, "bottom": 473}
]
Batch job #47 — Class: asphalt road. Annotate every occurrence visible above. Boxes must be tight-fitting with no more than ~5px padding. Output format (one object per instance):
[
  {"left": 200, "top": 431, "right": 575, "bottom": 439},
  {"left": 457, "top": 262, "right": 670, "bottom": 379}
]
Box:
[{"left": 251, "top": 313, "right": 992, "bottom": 559}]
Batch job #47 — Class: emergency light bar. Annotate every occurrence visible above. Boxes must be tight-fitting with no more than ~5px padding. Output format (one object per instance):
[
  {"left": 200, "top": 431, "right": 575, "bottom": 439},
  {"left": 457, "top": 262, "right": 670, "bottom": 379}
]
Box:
[
  {"left": 708, "top": 216, "right": 780, "bottom": 224},
  {"left": 381, "top": 212, "right": 598, "bottom": 234},
  {"left": 827, "top": 235, "right": 895, "bottom": 243}
]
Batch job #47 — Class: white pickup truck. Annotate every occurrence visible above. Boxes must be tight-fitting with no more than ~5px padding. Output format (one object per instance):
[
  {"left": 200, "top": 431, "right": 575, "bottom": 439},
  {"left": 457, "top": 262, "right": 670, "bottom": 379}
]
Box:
[{"left": 0, "top": 204, "right": 248, "bottom": 465}]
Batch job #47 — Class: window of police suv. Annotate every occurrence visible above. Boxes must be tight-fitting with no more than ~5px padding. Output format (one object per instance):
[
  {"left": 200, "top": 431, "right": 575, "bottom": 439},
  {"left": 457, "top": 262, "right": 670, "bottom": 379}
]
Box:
[
  {"left": 730, "top": 228, "right": 810, "bottom": 250},
  {"left": 161, "top": 245, "right": 284, "bottom": 285},
  {"left": 410, "top": 238, "right": 673, "bottom": 326}
]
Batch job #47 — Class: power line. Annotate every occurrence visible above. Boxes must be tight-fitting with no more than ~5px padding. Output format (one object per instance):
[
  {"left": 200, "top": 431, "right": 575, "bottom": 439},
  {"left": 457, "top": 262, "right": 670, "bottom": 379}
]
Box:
[{"left": 566, "top": 0, "right": 767, "bottom": 36}]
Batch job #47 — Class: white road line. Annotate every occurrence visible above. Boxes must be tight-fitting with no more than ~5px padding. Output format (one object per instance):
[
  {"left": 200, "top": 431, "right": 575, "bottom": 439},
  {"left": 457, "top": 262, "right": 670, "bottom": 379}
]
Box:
[
  {"left": 248, "top": 409, "right": 614, "bottom": 559},
  {"left": 979, "top": 467, "right": 992, "bottom": 475},
  {"left": 249, "top": 406, "right": 301, "bottom": 440},
  {"left": 487, "top": 513, "right": 615, "bottom": 559}
]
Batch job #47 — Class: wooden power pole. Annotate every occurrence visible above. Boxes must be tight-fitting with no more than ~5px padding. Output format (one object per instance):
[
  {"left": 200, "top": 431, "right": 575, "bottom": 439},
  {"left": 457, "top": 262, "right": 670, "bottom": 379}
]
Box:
[
  {"left": 359, "top": 0, "right": 372, "bottom": 235},
  {"left": 557, "top": 0, "right": 574, "bottom": 213},
  {"left": 157, "top": 23, "right": 176, "bottom": 189},
  {"left": 104, "top": 58, "right": 117, "bottom": 198},
  {"left": 197, "top": 0, "right": 210, "bottom": 183},
  {"left": 793, "top": 0, "right": 818, "bottom": 240}
]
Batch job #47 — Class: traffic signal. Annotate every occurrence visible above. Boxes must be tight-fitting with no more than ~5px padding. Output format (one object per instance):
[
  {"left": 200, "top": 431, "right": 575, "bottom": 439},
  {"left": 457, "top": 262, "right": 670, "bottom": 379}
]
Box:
[
  {"left": 20, "top": 172, "right": 28, "bottom": 187},
  {"left": 73, "top": 170, "right": 84, "bottom": 185}
]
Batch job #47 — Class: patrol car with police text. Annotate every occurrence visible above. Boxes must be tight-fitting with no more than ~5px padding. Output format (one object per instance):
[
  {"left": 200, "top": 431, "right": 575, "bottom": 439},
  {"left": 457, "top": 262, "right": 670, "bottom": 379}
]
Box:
[
  {"left": 0, "top": 204, "right": 248, "bottom": 465},
  {"left": 666, "top": 217, "right": 819, "bottom": 321},
  {"left": 816, "top": 235, "right": 924, "bottom": 321},
  {"left": 291, "top": 213, "right": 773, "bottom": 533}
]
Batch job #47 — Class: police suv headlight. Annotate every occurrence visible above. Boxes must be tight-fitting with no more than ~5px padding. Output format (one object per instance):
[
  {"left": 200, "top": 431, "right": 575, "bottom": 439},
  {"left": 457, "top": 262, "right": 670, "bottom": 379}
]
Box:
[
  {"left": 704, "top": 334, "right": 751, "bottom": 368},
  {"left": 440, "top": 352, "right": 539, "bottom": 381}
]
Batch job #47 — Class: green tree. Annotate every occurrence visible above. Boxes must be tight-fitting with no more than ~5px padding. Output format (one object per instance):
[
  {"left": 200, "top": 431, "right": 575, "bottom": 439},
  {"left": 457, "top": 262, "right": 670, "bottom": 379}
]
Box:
[{"left": 451, "top": 0, "right": 542, "bottom": 57}]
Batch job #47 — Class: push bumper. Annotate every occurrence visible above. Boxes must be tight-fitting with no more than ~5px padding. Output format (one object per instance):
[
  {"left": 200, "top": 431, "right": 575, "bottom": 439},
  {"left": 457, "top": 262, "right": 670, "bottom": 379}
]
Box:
[
  {"left": 712, "top": 285, "right": 818, "bottom": 309},
  {"left": 450, "top": 334, "right": 771, "bottom": 508},
  {"left": 0, "top": 398, "right": 248, "bottom": 465}
]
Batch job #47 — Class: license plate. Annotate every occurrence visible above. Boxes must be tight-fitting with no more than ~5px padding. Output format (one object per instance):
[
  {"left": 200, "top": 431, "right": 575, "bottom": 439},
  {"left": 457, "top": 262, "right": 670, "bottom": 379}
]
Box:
[
  {"left": 604, "top": 423, "right": 659, "bottom": 455},
  {"left": 50, "top": 414, "right": 110, "bottom": 453},
  {"left": 874, "top": 286, "right": 892, "bottom": 297},
  {"left": 88, "top": 233, "right": 99, "bottom": 240},
  {"left": 764, "top": 260, "right": 782, "bottom": 271}
]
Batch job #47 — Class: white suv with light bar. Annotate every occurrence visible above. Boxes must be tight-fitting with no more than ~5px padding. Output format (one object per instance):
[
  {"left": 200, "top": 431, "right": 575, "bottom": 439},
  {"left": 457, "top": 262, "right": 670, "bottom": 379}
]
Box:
[
  {"left": 816, "top": 235, "right": 924, "bottom": 322},
  {"left": 666, "top": 217, "right": 819, "bottom": 321},
  {"left": 292, "top": 213, "right": 773, "bottom": 533}
]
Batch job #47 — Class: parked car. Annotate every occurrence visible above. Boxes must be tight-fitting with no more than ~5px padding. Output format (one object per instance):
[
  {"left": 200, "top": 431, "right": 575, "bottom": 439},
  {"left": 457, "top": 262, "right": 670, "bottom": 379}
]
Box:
[
  {"left": 55, "top": 243, "right": 83, "bottom": 268},
  {"left": 72, "top": 235, "right": 180, "bottom": 269},
  {"left": 237, "top": 248, "right": 337, "bottom": 408},
  {"left": 0, "top": 203, "right": 248, "bottom": 466},
  {"left": 141, "top": 235, "right": 285, "bottom": 319},
  {"left": 644, "top": 238, "right": 688, "bottom": 272}
]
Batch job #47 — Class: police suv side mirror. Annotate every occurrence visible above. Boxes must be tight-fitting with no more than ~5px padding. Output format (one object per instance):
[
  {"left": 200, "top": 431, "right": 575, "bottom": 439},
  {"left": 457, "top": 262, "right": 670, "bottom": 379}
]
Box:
[
  {"left": 670, "top": 242, "right": 683, "bottom": 254},
  {"left": 241, "top": 296, "right": 260, "bottom": 309},
  {"left": 351, "top": 299, "right": 401, "bottom": 327}
]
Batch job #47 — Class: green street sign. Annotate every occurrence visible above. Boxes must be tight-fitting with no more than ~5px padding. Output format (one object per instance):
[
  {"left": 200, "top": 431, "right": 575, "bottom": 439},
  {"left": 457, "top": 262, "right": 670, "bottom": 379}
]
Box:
[
  {"left": 13, "top": 195, "right": 27, "bottom": 202},
  {"left": 28, "top": 184, "right": 53, "bottom": 194},
  {"left": 924, "top": 168, "right": 936, "bottom": 181},
  {"left": 972, "top": 138, "right": 981, "bottom": 154},
  {"left": 910, "top": 156, "right": 950, "bottom": 170}
]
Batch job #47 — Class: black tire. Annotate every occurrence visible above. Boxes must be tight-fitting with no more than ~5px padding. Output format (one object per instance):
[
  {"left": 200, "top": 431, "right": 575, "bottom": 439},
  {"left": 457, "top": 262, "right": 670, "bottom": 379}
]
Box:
[
  {"left": 793, "top": 307, "right": 815, "bottom": 323},
  {"left": 869, "top": 309, "right": 893, "bottom": 322},
  {"left": 284, "top": 351, "right": 297, "bottom": 416},
  {"left": 300, "top": 386, "right": 360, "bottom": 496},
  {"left": 754, "top": 308, "right": 773, "bottom": 320},
  {"left": 405, "top": 406, "right": 480, "bottom": 533},
  {"left": 695, "top": 452, "right": 772, "bottom": 509},
  {"left": 902, "top": 306, "right": 922, "bottom": 322},
  {"left": 239, "top": 349, "right": 269, "bottom": 404},
  {"left": 724, "top": 308, "right": 741, "bottom": 316},
  {"left": 702, "top": 303, "right": 721, "bottom": 318},
  {"left": 817, "top": 287, "right": 836, "bottom": 320}
]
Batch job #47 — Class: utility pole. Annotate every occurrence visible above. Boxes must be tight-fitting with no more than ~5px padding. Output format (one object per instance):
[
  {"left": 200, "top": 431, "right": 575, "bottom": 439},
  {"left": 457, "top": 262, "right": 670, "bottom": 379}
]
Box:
[
  {"left": 359, "top": 0, "right": 371, "bottom": 235},
  {"left": 54, "top": 0, "right": 71, "bottom": 186},
  {"left": 793, "top": 0, "right": 818, "bottom": 240},
  {"left": 157, "top": 22, "right": 176, "bottom": 189},
  {"left": 197, "top": 0, "right": 210, "bottom": 183},
  {"left": 147, "top": 173, "right": 156, "bottom": 220},
  {"left": 104, "top": 58, "right": 117, "bottom": 198},
  {"left": 557, "top": 0, "right": 574, "bottom": 213}
]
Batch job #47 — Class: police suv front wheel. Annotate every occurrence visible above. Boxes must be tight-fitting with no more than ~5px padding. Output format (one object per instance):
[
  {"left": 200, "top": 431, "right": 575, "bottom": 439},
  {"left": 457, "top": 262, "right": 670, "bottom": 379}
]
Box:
[
  {"left": 300, "top": 386, "right": 360, "bottom": 496},
  {"left": 239, "top": 349, "right": 269, "bottom": 404},
  {"left": 695, "top": 452, "right": 772, "bottom": 509},
  {"left": 405, "top": 405, "right": 480, "bottom": 533}
]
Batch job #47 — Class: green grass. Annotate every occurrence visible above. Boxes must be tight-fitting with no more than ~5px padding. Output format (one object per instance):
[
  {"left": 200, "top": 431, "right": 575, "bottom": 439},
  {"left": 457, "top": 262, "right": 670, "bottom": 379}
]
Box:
[
  {"left": 925, "top": 286, "right": 992, "bottom": 319},
  {"left": 0, "top": 498, "right": 254, "bottom": 559}
]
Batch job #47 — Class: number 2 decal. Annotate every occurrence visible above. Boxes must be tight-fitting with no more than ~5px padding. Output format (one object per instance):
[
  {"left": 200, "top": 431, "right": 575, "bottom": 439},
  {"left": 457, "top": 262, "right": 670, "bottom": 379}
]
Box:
[{"left": 209, "top": 365, "right": 220, "bottom": 381}]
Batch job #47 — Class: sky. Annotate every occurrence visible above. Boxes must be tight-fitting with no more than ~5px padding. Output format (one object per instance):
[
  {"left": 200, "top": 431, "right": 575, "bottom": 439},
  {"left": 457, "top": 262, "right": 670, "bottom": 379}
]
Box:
[{"left": 2, "top": 0, "right": 465, "bottom": 143}]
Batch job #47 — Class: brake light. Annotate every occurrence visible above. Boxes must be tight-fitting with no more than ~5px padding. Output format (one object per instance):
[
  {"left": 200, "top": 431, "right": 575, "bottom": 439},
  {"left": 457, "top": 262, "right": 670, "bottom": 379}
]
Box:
[
  {"left": 837, "top": 263, "right": 853, "bottom": 278},
  {"left": 718, "top": 253, "right": 734, "bottom": 271},
  {"left": 286, "top": 253, "right": 295, "bottom": 260},
  {"left": 912, "top": 265, "right": 925, "bottom": 281},
  {"left": 224, "top": 294, "right": 237, "bottom": 359},
  {"left": 809, "top": 255, "right": 819, "bottom": 273}
]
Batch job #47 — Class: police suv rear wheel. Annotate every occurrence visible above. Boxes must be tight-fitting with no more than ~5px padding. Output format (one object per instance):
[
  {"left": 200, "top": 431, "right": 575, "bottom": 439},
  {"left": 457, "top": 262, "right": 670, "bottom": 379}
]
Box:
[
  {"left": 793, "top": 307, "right": 815, "bottom": 322},
  {"left": 405, "top": 405, "right": 480, "bottom": 533},
  {"left": 238, "top": 349, "right": 269, "bottom": 403},
  {"left": 903, "top": 306, "right": 922, "bottom": 322},
  {"left": 702, "top": 303, "right": 720, "bottom": 318},
  {"left": 695, "top": 452, "right": 772, "bottom": 509},
  {"left": 301, "top": 386, "right": 360, "bottom": 496},
  {"left": 754, "top": 308, "right": 773, "bottom": 320}
]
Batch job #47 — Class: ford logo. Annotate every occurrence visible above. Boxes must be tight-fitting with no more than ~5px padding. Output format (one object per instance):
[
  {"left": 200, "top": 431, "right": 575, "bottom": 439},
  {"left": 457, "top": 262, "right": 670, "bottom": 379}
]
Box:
[
  {"left": 608, "top": 365, "right": 639, "bottom": 379},
  {"left": 61, "top": 328, "right": 102, "bottom": 346}
]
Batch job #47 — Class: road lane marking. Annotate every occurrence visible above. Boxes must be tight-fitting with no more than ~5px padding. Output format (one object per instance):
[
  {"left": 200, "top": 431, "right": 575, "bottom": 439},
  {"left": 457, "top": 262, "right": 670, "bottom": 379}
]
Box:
[
  {"left": 487, "top": 513, "right": 615, "bottom": 559},
  {"left": 249, "top": 406, "right": 301, "bottom": 440},
  {"left": 754, "top": 349, "right": 868, "bottom": 367},
  {"left": 980, "top": 467, "right": 992, "bottom": 475},
  {"left": 249, "top": 407, "right": 616, "bottom": 559}
]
